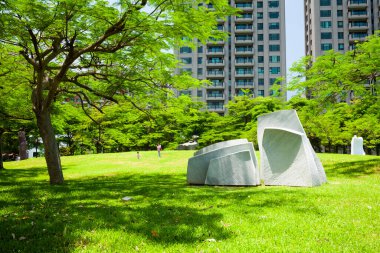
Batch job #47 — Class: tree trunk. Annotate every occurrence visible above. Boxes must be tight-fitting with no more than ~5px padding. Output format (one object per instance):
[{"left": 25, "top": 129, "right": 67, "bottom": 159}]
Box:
[
  {"left": 0, "top": 131, "right": 4, "bottom": 170},
  {"left": 36, "top": 110, "right": 64, "bottom": 184},
  {"left": 18, "top": 130, "right": 28, "bottom": 160}
]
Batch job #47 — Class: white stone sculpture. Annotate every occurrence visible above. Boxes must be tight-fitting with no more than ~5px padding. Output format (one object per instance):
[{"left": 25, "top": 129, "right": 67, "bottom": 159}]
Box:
[
  {"left": 351, "top": 135, "right": 365, "bottom": 155},
  {"left": 187, "top": 139, "right": 260, "bottom": 186},
  {"left": 257, "top": 110, "right": 327, "bottom": 187}
]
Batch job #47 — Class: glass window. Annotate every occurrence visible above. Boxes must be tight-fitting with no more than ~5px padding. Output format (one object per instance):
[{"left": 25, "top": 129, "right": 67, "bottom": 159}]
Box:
[
  {"left": 269, "top": 1, "right": 279, "bottom": 8},
  {"left": 258, "top": 23, "right": 263, "bottom": 30},
  {"left": 258, "top": 79, "right": 264, "bottom": 85},
  {"left": 320, "top": 10, "right": 331, "bottom": 17},
  {"left": 257, "top": 12, "right": 263, "bottom": 19},
  {"left": 258, "top": 45, "right": 264, "bottom": 52},
  {"left": 258, "top": 34, "right": 264, "bottom": 41},
  {"left": 320, "top": 0, "right": 331, "bottom": 6},
  {"left": 269, "top": 45, "right": 280, "bottom": 51},
  {"left": 269, "top": 56, "right": 280, "bottom": 63},
  {"left": 269, "top": 22, "right": 280, "bottom": 29},
  {"left": 197, "top": 90, "right": 203, "bottom": 97},
  {"left": 321, "top": 32, "right": 332, "bottom": 39},
  {"left": 320, "top": 21, "right": 332, "bottom": 28},
  {"left": 198, "top": 57, "right": 202, "bottom": 64},
  {"left": 338, "top": 32, "right": 344, "bottom": 39},
  {"left": 337, "top": 10, "right": 343, "bottom": 17},
  {"left": 257, "top": 2, "right": 263, "bottom": 8},
  {"left": 269, "top": 67, "right": 280, "bottom": 74},
  {"left": 338, "top": 43, "right": 345, "bottom": 50},
  {"left": 258, "top": 90, "right": 264, "bottom": 96},
  {"left": 180, "top": 47, "right": 192, "bottom": 53},
  {"left": 198, "top": 46, "right": 203, "bottom": 53},
  {"left": 258, "top": 67, "right": 264, "bottom": 74},
  {"left": 258, "top": 56, "right": 264, "bottom": 63},
  {"left": 269, "top": 33, "right": 280, "bottom": 40},
  {"left": 270, "top": 78, "right": 277, "bottom": 85},
  {"left": 181, "top": 57, "right": 192, "bottom": 64},
  {"left": 337, "top": 0, "right": 342, "bottom": 5},
  {"left": 337, "top": 21, "right": 343, "bottom": 28},
  {"left": 197, "top": 68, "right": 203, "bottom": 75},
  {"left": 321, "top": 43, "right": 332, "bottom": 51},
  {"left": 269, "top": 12, "right": 279, "bottom": 19}
]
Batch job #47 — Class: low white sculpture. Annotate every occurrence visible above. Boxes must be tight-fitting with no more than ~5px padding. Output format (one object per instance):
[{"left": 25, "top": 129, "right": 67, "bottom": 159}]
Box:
[
  {"left": 257, "top": 110, "right": 327, "bottom": 187},
  {"left": 187, "top": 139, "right": 260, "bottom": 186},
  {"left": 351, "top": 135, "right": 365, "bottom": 155}
]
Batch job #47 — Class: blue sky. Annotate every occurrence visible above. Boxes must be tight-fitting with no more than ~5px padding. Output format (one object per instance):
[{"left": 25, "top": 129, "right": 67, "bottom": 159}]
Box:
[{"left": 285, "top": 0, "right": 304, "bottom": 98}]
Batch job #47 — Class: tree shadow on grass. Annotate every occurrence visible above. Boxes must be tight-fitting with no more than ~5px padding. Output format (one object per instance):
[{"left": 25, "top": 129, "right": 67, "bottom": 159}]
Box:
[
  {"left": 0, "top": 171, "right": 321, "bottom": 252},
  {"left": 324, "top": 158, "right": 380, "bottom": 178}
]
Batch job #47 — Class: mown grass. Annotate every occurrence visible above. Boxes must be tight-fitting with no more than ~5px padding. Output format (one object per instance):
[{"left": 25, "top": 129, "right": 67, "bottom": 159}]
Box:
[{"left": 0, "top": 151, "right": 379, "bottom": 253}]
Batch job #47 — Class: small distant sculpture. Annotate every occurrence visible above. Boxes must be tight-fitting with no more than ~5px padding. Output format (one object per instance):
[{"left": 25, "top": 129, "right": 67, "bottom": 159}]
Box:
[
  {"left": 351, "top": 135, "right": 365, "bottom": 155},
  {"left": 257, "top": 110, "right": 327, "bottom": 187},
  {"left": 187, "top": 139, "right": 260, "bottom": 186}
]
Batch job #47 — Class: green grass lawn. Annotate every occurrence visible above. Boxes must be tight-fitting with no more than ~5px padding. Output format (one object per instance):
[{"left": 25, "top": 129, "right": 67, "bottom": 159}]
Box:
[{"left": 0, "top": 151, "right": 379, "bottom": 253}]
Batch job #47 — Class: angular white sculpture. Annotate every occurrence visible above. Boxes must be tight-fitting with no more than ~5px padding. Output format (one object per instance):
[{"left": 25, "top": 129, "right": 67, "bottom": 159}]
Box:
[
  {"left": 257, "top": 110, "right": 327, "bottom": 187},
  {"left": 187, "top": 139, "right": 260, "bottom": 186},
  {"left": 351, "top": 135, "right": 365, "bottom": 155}
]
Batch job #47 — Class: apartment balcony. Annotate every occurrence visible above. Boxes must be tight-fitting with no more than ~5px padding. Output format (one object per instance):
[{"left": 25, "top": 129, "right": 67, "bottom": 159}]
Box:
[
  {"left": 235, "top": 83, "right": 254, "bottom": 88},
  {"left": 235, "top": 49, "right": 254, "bottom": 55},
  {"left": 235, "top": 71, "right": 254, "bottom": 77},
  {"left": 206, "top": 71, "right": 225, "bottom": 78},
  {"left": 349, "top": 23, "right": 369, "bottom": 31},
  {"left": 234, "top": 26, "right": 254, "bottom": 33},
  {"left": 207, "top": 50, "right": 224, "bottom": 55},
  {"left": 207, "top": 106, "right": 225, "bottom": 112},
  {"left": 235, "top": 15, "right": 254, "bottom": 22},
  {"left": 348, "top": 0, "right": 368, "bottom": 9},
  {"left": 207, "top": 83, "right": 224, "bottom": 89},
  {"left": 235, "top": 3, "right": 253, "bottom": 11},
  {"left": 206, "top": 60, "right": 224, "bottom": 66},
  {"left": 349, "top": 34, "right": 368, "bottom": 42},
  {"left": 348, "top": 13, "right": 368, "bottom": 19},
  {"left": 207, "top": 39, "right": 225, "bottom": 45},
  {"left": 235, "top": 60, "right": 254, "bottom": 66},
  {"left": 206, "top": 94, "right": 225, "bottom": 100},
  {"left": 235, "top": 37, "right": 254, "bottom": 44}
]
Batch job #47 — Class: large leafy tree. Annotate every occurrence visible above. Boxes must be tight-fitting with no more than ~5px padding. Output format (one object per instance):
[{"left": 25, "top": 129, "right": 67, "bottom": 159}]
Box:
[{"left": 0, "top": 0, "right": 234, "bottom": 184}]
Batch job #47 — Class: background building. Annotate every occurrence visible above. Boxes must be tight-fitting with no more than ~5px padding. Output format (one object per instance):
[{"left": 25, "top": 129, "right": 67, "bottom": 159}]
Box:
[
  {"left": 175, "top": 0, "right": 286, "bottom": 115},
  {"left": 305, "top": 0, "right": 380, "bottom": 58}
]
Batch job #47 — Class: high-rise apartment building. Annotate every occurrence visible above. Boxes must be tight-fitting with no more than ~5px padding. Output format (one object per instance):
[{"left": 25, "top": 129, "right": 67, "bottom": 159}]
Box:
[
  {"left": 175, "top": 1, "right": 286, "bottom": 115},
  {"left": 305, "top": 0, "right": 380, "bottom": 58}
]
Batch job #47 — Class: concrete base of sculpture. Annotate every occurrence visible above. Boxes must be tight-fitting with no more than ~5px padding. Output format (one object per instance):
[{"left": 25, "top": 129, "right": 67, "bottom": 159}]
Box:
[
  {"left": 187, "top": 139, "right": 259, "bottom": 186},
  {"left": 258, "top": 110, "right": 327, "bottom": 187},
  {"left": 351, "top": 135, "right": 365, "bottom": 155}
]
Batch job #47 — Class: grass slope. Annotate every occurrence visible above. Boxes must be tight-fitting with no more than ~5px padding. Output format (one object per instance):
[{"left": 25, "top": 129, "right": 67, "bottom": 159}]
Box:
[{"left": 0, "top": 151, "right": 379, "bottom": 252}]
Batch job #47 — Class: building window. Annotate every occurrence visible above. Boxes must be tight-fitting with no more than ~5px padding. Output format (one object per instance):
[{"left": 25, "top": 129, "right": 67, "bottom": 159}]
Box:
[
  {"left": 181, "top": 57, "right": 192, "bottom": 64},
  {"left": 257, "top": 12, "right": 263, "bottom": 19},
  {"left": 320, "top": 0, "right": 331, "bottom": 6},
  {"left": 269, "top": 56, "right": 280, "bottom": 63},
  {"left": 337, "top": 10, "right": 343, "bottom": 17},
  {"left": 269, "top": 67, "right": 280, "bottom": 74},
  {"left": 338, "top": 43, "right": 345, "bottom": 50},
  {"left": 269, "top": 1, "right": 279, "bottom": 8},
  {"left": 197, "top": 90, "right": 203, "bottom": 97},
  {"left": 320, "top": 10, "right": 331, "bottom": 17},
  {"left": 258, "top": 90, "right": 264, "bottom": 96},
  {"left": 257, "top": 1, "right": 263, "bottom": 8},
  {"left": 258, "top": 67, "right": 264, "bottom": 74},
  {"left": 197, "top": 68, "right": 203, "bottom": 75},
  {"left": 269, "top": 22, "right": 280, "bottom": 29},
  {"left": 337, "top": 0, "right": 342, "bottom": 5},
  {"left": 258, "top": 78, "right": 264, "bottom": 85},
  {"left": 321, "top": 43, "right": 332, "bottom": 51},
  {"left": 270, "top": 78, "right": 277, "bottom": 85},
  {"left": 198, "top": 46, "right": 203, "bottom": 53},
  {"left": 269, "top": 12, "right": 279, "bottom": 19},
  {"left": 320, "top": 21, "right": 332, "bottom": 28},
  {"left": 258, "top": 56, "right": 264, "bottom": 63},
  {"left": 258, "top": 23, "right": 263, "bottom": 30},
  {"left": 321, "top": 32, "right": 332, "bottom": 39},
  {"left": 337, "top": 21, "right": 343, "bottom": 28},
  {"left": 258, "top": 45, "right": 264, "bottom": 52},
  {"left": 236, "top": 46, "right": 253, "bottom": 52},
  {"left": 180, "top": 47, "right": 192, "bottom": 53},
  {"left": 269, "top": 33, "right": 280, "bottom": 40},
  {"left": 338, "top": 32, "right": 344, "bottom": 39},
  {"left": 208, "top": 46, "right": 223, "bottom": 53},
  {"left": 269, "top": 45, "right": 280, "bottom": 51},
  {"left": 198, "top": 57, "right": 202, "bottom": 64},
  {"left": 258, "top": 34, "right": 264, "bottom": 41}
]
